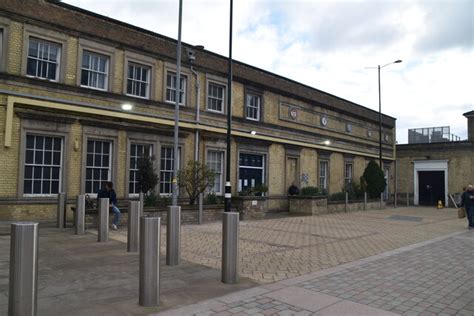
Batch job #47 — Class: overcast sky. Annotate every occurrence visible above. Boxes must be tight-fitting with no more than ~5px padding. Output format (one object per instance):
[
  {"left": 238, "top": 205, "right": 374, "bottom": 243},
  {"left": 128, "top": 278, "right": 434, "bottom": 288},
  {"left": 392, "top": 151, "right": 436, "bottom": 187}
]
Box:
[{"left": 65, "top": 0, "right": 473, "bottom": 144}]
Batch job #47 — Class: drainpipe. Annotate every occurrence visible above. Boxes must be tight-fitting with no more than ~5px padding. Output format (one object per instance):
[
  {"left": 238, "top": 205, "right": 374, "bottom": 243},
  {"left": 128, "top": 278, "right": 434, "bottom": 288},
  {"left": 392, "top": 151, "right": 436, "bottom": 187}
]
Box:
[{"left": 190, "top": 65, "right": 203, "bottom": 224}]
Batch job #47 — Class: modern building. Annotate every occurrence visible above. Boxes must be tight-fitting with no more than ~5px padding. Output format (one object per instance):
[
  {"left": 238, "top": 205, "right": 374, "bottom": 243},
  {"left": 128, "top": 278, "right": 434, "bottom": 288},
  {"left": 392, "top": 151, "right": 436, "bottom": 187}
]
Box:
[
  {"left": 0, "top": 0, "right": 396, "bottom": 220},
  {"left": 396, "top": 111, "right": 474, "bottom": 207}
]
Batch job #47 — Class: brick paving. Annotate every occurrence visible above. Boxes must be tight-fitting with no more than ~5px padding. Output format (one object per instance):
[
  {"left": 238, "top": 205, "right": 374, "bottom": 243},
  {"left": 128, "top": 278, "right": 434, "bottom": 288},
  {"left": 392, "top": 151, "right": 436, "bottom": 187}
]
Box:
[
  {"left": 159, "top": 229, "right": 474, "bottom": 316},
  {"left": 110, "top": 206, "right": 466, "bottom": 284}
]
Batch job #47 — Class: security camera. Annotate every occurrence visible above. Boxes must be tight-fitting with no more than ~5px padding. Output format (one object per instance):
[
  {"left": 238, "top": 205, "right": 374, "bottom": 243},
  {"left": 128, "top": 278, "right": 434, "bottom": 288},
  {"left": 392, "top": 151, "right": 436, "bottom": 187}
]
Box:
[{"left": 186, "top": 49, "right": 196, "bottom": 63}]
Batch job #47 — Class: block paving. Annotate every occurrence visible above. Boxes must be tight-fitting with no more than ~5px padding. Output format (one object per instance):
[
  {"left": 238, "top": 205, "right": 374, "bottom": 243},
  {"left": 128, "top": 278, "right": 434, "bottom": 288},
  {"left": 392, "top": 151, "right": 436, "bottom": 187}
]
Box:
[
  {"left": 111, "top": 206, "right": 467, "bottom": 284},
  {"left": 160, "top": 229, "right": 474, "bottom": 316}
]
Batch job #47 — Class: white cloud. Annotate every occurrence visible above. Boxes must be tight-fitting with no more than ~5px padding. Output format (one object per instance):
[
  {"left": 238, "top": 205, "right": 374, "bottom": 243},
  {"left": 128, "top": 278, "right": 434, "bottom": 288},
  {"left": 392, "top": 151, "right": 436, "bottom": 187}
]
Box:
[{"left": 65, "top": 0, "right": 474, "bottom": 143}]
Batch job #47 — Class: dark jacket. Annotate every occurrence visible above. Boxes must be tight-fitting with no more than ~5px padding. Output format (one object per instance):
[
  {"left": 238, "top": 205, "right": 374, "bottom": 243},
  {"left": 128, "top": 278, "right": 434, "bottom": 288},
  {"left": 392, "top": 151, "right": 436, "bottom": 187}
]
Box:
[
  {"left": 461, "top": 190, "right": 474, "bottom": 209},
  {"left": 97, "top": 188, "right": 117, "bottom": 206}
]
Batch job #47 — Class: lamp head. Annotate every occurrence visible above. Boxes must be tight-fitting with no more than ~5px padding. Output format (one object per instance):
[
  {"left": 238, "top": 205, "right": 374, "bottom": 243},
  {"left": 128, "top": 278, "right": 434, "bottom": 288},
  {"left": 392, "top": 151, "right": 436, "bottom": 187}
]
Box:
[{"left": 394, "top": 59, "right": 402, "bottom": 64}]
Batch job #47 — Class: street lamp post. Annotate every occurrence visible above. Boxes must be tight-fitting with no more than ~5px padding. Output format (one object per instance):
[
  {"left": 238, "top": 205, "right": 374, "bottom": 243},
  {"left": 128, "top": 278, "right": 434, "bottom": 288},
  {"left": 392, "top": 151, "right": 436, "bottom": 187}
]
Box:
[
  {"left": 371, "top": 60, "right": 402, "bottom": 168},
  {"left": 221, "top": 0, "right": 239, "bottom": 285}
]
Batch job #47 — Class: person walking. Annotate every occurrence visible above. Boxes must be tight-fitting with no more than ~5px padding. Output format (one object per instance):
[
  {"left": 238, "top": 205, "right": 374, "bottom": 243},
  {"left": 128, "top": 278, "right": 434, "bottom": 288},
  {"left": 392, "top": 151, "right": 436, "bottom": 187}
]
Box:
[{"left": 460, "top": 184, "right": 474, "bottom": 230}]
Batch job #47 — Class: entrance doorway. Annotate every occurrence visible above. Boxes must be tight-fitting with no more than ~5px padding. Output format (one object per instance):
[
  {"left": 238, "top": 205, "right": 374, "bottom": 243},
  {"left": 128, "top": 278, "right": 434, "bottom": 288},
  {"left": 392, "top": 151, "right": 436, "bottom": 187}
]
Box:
[
  {"left": 413, "top": 160, "right": 448, "bottom": 206},
  {"left": 418, "top": 171, "right": 445, "bottom": 206},
  {"left": 286, "top": 157, "right": 298, "bottom": 191}
]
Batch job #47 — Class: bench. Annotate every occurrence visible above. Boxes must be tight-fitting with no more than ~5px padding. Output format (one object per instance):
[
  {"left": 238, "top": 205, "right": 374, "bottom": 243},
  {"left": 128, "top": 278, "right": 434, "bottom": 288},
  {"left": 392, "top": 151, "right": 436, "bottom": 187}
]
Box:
[{"left": 68, "top": 195, "right": 129, "bottom": 228}]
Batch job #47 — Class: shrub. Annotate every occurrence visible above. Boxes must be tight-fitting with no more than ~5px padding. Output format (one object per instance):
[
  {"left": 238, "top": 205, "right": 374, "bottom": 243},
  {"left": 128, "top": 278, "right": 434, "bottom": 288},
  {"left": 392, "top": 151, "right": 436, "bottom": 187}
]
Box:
[
  {"left": 238, "top": 184, "right": 268, "bottom": 196},
  {"left": 205, "top": 193, "right": 223, "bottom": 205},
  {"left": 300, "top": 186, "right": 325, "bottom": 196},
  {"left": 362, "top": 160, "right": 386, "bottom": 198},
  {"left": 329, "top": 192, "right": 346, "bottom": 201},
  {"left": 137, "top": 155, "right": 159, "bottom": 195},
  {"left": 343, "top": 181, "right": 365, "bottom": 200},
  {"left": 177, "top": 161, "right": 215, "bottom": 205}
]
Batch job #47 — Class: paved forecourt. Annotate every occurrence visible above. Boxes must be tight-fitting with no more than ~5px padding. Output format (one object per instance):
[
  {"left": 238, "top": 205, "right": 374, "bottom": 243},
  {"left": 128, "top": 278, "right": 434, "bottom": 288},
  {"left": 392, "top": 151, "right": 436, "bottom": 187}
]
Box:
[
  {"left": 159, "top": 229, "right": 474, "bottom": 316},
  {"left": 109, "top": 206, "right": 467, "bottom": 284}
]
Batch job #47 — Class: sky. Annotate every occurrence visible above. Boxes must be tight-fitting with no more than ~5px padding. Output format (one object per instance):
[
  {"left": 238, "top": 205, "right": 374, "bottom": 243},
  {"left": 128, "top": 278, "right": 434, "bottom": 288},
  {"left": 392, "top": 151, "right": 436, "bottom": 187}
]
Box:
[{"left": 64, "top": 0, "right": 473, "bottom": 144}]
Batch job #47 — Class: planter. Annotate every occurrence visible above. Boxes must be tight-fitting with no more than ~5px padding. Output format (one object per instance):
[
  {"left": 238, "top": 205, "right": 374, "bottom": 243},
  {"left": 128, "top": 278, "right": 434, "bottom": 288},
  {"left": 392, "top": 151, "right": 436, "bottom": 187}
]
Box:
[
  {"left": 289, "top": 195, "right": 328, "bottom": 215},
  {"left": 232, "top": 196, "right": 268, "bottom": 220},
  {"left": 143, "top": 204, "right": 224, "bottom": 224}
]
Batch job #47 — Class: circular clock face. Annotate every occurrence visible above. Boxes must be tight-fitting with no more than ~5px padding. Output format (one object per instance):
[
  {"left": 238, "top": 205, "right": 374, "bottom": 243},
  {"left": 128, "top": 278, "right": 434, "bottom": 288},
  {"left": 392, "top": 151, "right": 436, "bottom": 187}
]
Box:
[
  {"left": 321, "top": 116, "right": 328, "bottom": 126},
  {"left": 384, "top": 134, "right": 390, "bottom": 142},
  {"left": 346, "top": 123, "right": 352, "bottom": 133},
  {"left": 367, "top": 130, "right": 372, "bottom": 137}
]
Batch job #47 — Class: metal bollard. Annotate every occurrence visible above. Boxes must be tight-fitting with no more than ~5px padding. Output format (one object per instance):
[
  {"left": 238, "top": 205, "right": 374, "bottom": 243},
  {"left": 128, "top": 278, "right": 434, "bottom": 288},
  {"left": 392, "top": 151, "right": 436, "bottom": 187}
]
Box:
[
  {"left": 57, "top": 192, "right": 67, "bottom": 228},
  {"left": 128, "top": 201, "right": 141, "bottom": 252},
  {"left": 198, "top": 192, "right": 203, "bottom": 225},
  {"left": 222, "top": 212, "right": 239, "bottom": 284},
  {"left": 139, "top": 216, "right": 161, "bottom": 307},
  {"left": 98, "top": 198, "right": 109, "bottom": 242},
  {"left": 345, "top": 192, "right": 348, "bottom": 212},
  {"left": 75, "top": 195, "right": 85, "bottom": 235},
  {"left": 394, "top": 192, "right": 398, "bottom": 208},
  {"left": 9, "top": 222, "right": 39, "bottom": 316},
  {"left": 139, "top": 192, "right": 144, "bottom": 218},
  {"left": 364, "top": 192, "right": 367, "bottom": 211},
  {"left": 380, "top": 192, "right": 384, "bottom": 209},
  {"left": 406, "top": 192, "right": 409, "bottom": 206},
  {"left": 166, "top": 206, "right": 181, "bottom": 266}
]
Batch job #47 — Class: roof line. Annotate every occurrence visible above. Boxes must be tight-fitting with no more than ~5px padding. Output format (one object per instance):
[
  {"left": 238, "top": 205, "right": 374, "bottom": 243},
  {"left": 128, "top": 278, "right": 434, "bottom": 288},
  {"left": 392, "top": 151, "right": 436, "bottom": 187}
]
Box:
[{"left": 49, "top": 0, "right": 395, "bottom": 121}]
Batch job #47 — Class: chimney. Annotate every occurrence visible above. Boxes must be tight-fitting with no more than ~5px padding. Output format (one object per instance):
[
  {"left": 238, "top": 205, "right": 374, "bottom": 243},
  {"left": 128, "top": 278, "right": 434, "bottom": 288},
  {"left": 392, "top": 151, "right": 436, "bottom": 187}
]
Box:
[{"left": 464, "top": 110, "right": 474, "bottom": 142}]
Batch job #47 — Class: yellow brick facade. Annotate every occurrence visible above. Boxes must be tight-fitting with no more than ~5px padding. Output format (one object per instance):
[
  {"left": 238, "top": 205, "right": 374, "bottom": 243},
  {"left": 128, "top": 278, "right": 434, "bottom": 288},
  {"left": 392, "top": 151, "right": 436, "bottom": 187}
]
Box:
[{"left": 0, "top": 2, "right": 397, "bottom": 220}]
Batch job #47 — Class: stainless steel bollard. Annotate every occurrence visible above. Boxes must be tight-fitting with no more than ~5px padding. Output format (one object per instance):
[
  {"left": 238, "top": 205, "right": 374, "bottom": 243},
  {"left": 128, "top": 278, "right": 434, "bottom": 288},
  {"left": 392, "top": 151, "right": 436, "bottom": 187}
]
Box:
[
  {"left": 75, "top": 195, "right": 85, "bottom": 235},
  {"left": 139, "top": 192, "right": 144, "bottom": 218},
  {"left": 139, "top": 216, "right": 161, "bottom": 307},
  {"left": 345, "top": 192, "right": 349, "bottom": 212},
  {"left": 364, "top": 192, "right": 367, "bottom": 211},
  {"left": 198, "top": 192, "right": 203, "bottom": 225},
  {"left": 166, "top": 206, "right": 181, "bottom": 266},
  {"left": 98, "top": 198, "right": 109, "bottom": 242},
  {"left": 128, "top": 201, "right": 141, "bottom": 252},
  {"left": 9, "top": 222, "right": 39, "bottom": 316},
  {"left": 222, "top": 212, "right": 239, "bottom": 284},
  {"left": 57, "top": 192, "right": 67, "bottom": 228},
  {"left": 380, "top": 192, "right": 384, "bottom": 209},
  {"left": 406, "top": 192, "right": 409, "bottom": 206}
]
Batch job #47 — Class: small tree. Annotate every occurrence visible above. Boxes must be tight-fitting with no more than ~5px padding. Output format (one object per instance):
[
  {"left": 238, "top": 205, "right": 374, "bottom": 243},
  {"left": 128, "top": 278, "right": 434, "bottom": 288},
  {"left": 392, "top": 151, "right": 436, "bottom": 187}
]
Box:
[
  {"left": 177, "top": 160, "right": 215, "bottom": 205},
  {"left": 362, "top": 160, "right": 386, "bottom": 198},
  {"left": 137, "top": 155, "right": 159, "bottom": 196}
]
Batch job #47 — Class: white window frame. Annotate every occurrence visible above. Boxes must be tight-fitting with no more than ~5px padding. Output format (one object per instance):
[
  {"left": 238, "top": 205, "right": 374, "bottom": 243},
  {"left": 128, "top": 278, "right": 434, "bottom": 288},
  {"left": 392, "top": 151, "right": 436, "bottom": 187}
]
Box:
[
  {"left": 344, "top": 162, "right": 353, "bottom": 186},
  {"left": 129, "top": 143, "right": 153, "bottom": 196},
  {"left": 23, "top": 134, "right": 63, "bottom": 197},
  {"left": 207, "top": 150, "right": 224, "bottom": 195},
  {"left": 319, "top": 160, "right": 328, "bottom": 191},
  {"left": 126, "top": 62, "right": 150, "bottom": 99},
  {"left": 26, "top": 37, "right": 61, "bottom": 81},
  {"left": 159, "top": 146, "right": 181, "bottom": 195},
  {"left": 81, "top": 50, "right": 109, "bottom": 91},
  {"left": 85, "top": 139, "right": 112, "bottom": 195},
  {"left": 245, "top": 93, "right": 261, "bottom": 121},
  {"left": 165, "top": 71, "right": 187, "bottom": 105},
  {"left": 207, "top": 81, "right": 225, "bottom": 113}
]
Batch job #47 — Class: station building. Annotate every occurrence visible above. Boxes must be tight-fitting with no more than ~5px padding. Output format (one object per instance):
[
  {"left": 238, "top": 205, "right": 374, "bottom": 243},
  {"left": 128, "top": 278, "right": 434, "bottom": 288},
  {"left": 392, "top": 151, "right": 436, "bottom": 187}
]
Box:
[
  {"left": 0, "top": 0, "right": 396, "bottom": 220},
  {"left": 396, "top": 112, "right": 474, "bottom": 207}
]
